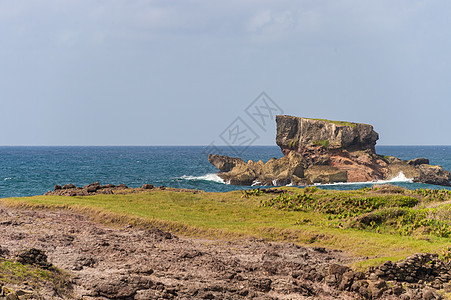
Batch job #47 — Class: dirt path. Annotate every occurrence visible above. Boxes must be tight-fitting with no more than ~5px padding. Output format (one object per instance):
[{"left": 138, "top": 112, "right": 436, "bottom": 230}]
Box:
[{"left": 0, "top": 204, "right": 359, "bottom": 299}]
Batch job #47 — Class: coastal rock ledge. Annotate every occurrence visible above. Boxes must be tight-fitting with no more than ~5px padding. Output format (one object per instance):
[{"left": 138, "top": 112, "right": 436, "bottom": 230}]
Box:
[{"left": 209, "top": 115, "right": 451, "bottom": 187}]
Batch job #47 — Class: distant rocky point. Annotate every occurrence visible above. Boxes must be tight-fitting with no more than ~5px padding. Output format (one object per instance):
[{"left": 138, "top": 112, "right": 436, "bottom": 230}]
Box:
[
  {"left": 209, "top": 115, "right": 451, "bottom": 187},
  {"left": 44, "top": 182, "right": 203, "bottom": 196}
]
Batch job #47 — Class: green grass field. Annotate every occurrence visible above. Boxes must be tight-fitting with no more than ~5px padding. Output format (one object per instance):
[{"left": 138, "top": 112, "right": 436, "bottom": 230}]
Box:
[{"left": 2, "top": 185, "right": 451, "bottom": 270}]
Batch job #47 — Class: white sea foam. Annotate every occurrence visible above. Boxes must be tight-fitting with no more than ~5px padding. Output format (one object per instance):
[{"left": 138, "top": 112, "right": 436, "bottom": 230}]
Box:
[
  {"left": 180, "top": 173, "right": 226, "bottom": 184},
  {"left": 313, "top": 171, "right": 413, "bottom": 187},
  {"left": 4, "top": 178, "right": 12, "bottom": 181},
  {"left": 251, "top": 180, "right": 262, "bottom": 186}
]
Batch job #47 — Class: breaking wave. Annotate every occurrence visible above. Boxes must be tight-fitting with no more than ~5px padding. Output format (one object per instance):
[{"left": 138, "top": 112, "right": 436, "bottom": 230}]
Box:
[
  {"left": 179, "top": 174, "right": 226, "bottom": 184},
  {"left": 3, "top": 178, "right": 12, "bottom": 181},
  {"left": 313, "top": 172, "right": 413, "bottom": 187}
]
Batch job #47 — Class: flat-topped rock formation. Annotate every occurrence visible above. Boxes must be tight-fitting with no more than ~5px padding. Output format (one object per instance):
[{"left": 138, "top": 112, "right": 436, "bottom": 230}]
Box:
[
  {"left": 209, "top": 115, "right": 451, "bottom": 186},
  {"left": 276, "top": 115, "right": 379, "bottom": 153}
]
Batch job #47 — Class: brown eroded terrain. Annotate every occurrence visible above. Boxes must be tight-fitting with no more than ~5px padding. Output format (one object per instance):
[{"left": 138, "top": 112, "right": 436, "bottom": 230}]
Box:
[{"left": 0, "top": 204, "right": 357, "bottom": 299}]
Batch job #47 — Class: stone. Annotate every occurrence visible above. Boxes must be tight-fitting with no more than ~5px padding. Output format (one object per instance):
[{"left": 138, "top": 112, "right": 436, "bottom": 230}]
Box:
[
  {"left": 62, "top": 183, "right": 76, "bottom": 189},
  {"left": 208, "top": 154, "right": 246, "bottom": 172},
  {"left": 54, "top": 185, "right": 62, "bottom": 190},
  {"left": 142, "top": 184, "right": 155, "bottom": 189},
  {"left": 414, "top": 164, "right": 451, "bottom": 186},
  {"left": 422, "top": 289, "right": 439, "bottom": 300},
  {"left": 93, "top": 274, "right": 153, "bottom": 298},
  {"left": 408, "top": 158, "right": 430, "bottom": 166},
  {"left": 304, "top": 165, "right": 347, "bottom": 184},
  {"left": 339, "top": 271, "right": 355, "bottom": 291},
  {"left": 249, "top": 278, "right": 272, "bottom": 292},
  {"left": 388, "top": 163, "right": 420, "bottom": 180},
  {"left": 369, "top": 280, "right": 387, "bottom": 298},
  {"left": 84, "top": 182, "right": 100, "bottom": 193},
  {"left": 86, "top": 186, "right": 98, "bottom": 193},
  {"left": 5, "top": 291, "right": 18, "bottom": 300},
  {"left": 359, "top": 286, "right": 371, "bottom": 299},
  {"left": 0, "top": 246, "right": 10, "bottom": 258},
  {"left": 16, "top": 248, "right": 52, "bottom": 269}
]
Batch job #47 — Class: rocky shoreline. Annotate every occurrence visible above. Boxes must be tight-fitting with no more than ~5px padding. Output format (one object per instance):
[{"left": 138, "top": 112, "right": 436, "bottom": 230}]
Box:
[
  {"left": 209, "top": 116, "right": 451, "bottom": 187},
  {"left": 0, "top": 198, "right": 449, "bottom": 300},
  {"left": 44, "top": 182, "right": 203, "bottom": 197}
]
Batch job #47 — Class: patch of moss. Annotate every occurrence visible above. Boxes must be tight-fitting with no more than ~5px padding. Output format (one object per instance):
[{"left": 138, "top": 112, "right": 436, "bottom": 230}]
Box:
[
  {"left": 377, "top": 155, "right": 391, "bottom": 164},
  {"left": 308, "top": 118, "right": 357, "bottom": 128},
  {"left": 312, "top": 139, "right": 330, "bottom": 149},
  {"left": 288, "top": 139, "right": 298, "bottom": 149}
]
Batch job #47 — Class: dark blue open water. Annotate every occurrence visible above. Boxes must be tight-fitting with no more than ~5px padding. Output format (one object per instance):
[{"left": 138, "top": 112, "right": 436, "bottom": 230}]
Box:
[{"left": 0, "top": 146, "right": 450, "bottom": 198}]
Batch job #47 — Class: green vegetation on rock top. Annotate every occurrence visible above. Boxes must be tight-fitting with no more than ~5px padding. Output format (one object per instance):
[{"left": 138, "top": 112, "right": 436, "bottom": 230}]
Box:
[{"left": 307, "top": 118, "right": 358, "bottom": 128}]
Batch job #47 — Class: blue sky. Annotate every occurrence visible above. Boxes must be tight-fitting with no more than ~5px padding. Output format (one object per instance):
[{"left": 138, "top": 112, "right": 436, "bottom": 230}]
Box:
[{"left": 1, "top": 0, "right": 450, "bottom": 146}]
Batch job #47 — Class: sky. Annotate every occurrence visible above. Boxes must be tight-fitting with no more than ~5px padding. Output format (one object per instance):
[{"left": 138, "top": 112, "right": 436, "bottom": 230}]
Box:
[{"left": 1, "top": 0, "right": 450, "bottom": 146}]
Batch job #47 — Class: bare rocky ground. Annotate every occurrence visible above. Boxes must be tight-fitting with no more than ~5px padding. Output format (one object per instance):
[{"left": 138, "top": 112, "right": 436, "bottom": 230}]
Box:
[{"left": 0, "top": 204, "right": 448, "bottom": 300}]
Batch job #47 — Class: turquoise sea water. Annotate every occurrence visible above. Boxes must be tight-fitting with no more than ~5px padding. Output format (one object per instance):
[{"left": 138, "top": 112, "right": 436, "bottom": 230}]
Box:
[{"left": 0, "top": 146, "right": 450, "bottom": 198}]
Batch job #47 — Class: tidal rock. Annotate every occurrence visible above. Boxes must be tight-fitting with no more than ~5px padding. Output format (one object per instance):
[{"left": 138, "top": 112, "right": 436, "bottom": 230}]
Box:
[
  {"left": 208, "top": 151, "right": 306, "bottom": 186},
  {"left": 387, "top": 162, "right": 420, "bottom": 180},
  {"left": 414, "top": 165, "right": 451, "bottom": 186},
  {"left": 208, "top": 154, "right": 246, "bottom": 172}
]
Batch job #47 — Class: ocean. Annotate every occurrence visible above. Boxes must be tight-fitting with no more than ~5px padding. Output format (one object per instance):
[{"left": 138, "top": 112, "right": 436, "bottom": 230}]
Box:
[{"left": 1, "top": 146, "right": 450, "bottom": 198}]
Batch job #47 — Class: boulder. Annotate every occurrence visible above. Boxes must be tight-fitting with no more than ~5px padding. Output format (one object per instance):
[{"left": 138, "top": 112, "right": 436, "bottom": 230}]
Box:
[
  {"left": 16, "top": 248, "right": 52, "bottom": 269},
  {"left": 408, "top": 158, "right": 430, "bottom": 166},
  {"left": 304, "top": 165, "right": 347, "bottom": 184},
  {"left": 414, "top": 165, "right": 451, "bottom": 186},
  {"left": 208, "top": 152, "right": 306, "bottom": 186},
  {"left": 381, "top": 155, "right": 403, "bottom": 164},
  {"left": 208, "top": 154, "right": 245, "bottom": 172},
  {"left": 62, "top": 183, "right": 77, "bottom": 189},
  {"left": 85, "top": 182, "right": 100, "bottom": 193},
  {"left": 220, "top": 166, "right": 257, "bottom": 186},
  {"left": 100, "top": 184, "right": 116, "bottom": 189},
  {"left": 387, "top": 163, "right": 420, "bottom": 180}
]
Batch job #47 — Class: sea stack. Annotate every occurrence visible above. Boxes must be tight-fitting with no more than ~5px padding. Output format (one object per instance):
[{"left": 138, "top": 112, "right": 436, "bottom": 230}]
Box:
[{"left": 209, "top": 115, "right": 451, "bottom": 186}]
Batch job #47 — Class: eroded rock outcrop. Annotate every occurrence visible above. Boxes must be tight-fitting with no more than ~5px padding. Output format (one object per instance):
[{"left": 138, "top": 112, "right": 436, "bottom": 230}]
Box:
[
  {"left": 209, "top": 115, "right": 451, "bottom": 186},
  {"left": 209, "top": 151, "right": 307, "bottom": 185}
]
